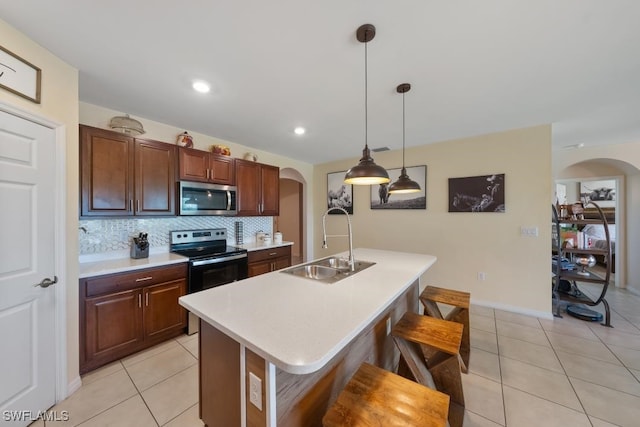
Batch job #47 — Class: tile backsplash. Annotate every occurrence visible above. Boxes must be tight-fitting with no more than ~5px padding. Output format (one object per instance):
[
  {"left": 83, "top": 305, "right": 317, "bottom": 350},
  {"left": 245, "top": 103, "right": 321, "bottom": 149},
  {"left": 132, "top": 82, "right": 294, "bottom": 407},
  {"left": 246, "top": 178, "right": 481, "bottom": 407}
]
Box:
[{"left": 79, "top": 216, "right": 273, "bottom": 255}]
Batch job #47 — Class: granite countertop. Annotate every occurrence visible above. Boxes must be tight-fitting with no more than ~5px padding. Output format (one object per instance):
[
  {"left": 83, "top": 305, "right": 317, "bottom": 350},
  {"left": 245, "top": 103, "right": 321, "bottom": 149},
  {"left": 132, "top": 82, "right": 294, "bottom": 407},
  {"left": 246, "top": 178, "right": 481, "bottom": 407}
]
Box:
[{"left": 179, "top": 248, "right": 436, "bottom": 375}]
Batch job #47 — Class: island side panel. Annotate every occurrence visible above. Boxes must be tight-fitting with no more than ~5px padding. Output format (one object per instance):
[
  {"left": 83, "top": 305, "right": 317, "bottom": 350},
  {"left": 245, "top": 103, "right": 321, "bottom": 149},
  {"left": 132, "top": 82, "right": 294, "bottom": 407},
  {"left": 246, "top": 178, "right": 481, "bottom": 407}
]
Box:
[
  {"left": 276, "top": 280, "right": 419, "bottom": 426},
  {"left": 246, "top": 348, "right": 267, "bottom": 427},
  {"left": 200, "top": 320, "right": 242, "bottom": 427}
]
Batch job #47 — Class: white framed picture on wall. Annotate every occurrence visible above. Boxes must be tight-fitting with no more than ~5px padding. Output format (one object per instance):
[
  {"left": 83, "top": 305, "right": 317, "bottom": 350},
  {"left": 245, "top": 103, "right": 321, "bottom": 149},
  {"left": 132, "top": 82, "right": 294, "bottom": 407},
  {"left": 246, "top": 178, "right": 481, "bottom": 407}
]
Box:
[{"left": 580, "top": 179, "right": 616, "bottom": 208}]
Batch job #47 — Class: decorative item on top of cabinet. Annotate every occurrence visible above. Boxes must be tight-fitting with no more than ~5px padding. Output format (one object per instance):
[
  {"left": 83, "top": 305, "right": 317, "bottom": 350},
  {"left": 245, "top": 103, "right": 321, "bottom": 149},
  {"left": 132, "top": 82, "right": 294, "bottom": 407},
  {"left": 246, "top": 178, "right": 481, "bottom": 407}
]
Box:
[
  {"left": 79, "top": 125, "right": 177, "bottom": 217},
  {"left": 211, "top": 144, "right": 231, "bottom": 156},
  {"left": 176, "top": 131, "right": 194, "bottom": 148},
  {"left": 79, "top": 263, "right": 187, "bottom": 373},
  {"left": 235, "top": 158, "right": 279, "bottom": 216},
  {"left": 178, "top": 146, "right": 235, "bottom": 185},
  {"left": 248, "top": 246, "right": 291, "bottom": 277}
]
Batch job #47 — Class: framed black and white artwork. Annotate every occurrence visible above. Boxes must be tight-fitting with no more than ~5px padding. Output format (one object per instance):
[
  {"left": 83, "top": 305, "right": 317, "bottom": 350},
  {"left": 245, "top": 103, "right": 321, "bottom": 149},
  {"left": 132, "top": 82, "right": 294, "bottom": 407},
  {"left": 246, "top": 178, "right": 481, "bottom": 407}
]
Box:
[
  {"left": 580, "top": 179, "right": 616, "bottom": 208},
  {"left": 448, "top": 173, "right": 505, "bottom": 212},
  {"left": 370, "top": 165, "right": 426, "bottom": 210},
  {"left": 327, "top": 171, "right": 353, "bottom": 214}
]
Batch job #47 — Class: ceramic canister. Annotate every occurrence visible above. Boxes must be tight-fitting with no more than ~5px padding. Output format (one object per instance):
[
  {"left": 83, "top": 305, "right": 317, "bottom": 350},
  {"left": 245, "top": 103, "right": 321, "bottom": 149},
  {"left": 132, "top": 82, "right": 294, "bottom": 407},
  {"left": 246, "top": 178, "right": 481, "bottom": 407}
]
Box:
[{"left": 274, "top": 232, "right": 283, "bottom": 244}]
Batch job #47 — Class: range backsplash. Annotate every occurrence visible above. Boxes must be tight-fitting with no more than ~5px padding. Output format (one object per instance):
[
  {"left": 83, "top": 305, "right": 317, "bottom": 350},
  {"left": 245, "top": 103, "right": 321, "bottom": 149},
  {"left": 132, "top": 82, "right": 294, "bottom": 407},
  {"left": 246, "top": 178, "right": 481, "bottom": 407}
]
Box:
[{"left": 79, "top": 216, "right": 273, "bottom": 255}]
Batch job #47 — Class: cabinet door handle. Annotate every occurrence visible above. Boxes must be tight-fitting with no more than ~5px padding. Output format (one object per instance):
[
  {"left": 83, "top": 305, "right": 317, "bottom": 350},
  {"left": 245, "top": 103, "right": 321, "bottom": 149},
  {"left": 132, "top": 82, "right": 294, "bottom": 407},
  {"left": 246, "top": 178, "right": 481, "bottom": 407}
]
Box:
[
  {"left": 135, "top": 276, "right": 153, "bottom": 282},
  {"left": 269, "top": 252, "right": 277, "bottom": 256},
  {"left": 137, "top": 200, "right": 140, "bottom": 212},
  {"left": 130, "top": 199, "right": 133, "bottom": 211},
  {"left": 145, "top": 293, "right": 149, "bottom": 306},
  {"left": 138, "top": 293, "right": 142, "bottom": 308},
  {"left": 207, "top": 169, "right": 210, "bottom": 180}
]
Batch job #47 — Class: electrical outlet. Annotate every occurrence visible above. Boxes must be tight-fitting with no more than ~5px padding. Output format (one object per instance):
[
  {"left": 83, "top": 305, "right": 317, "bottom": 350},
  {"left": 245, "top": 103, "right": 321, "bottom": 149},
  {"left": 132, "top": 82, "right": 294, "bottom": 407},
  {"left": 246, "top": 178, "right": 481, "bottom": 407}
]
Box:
[
  {"left": 249, "top": 372, "right": 262, "bottom": 411},
  {"left": 477, "top": 272, "right": 486, "bottom": 281},
  {"left": 385, "top": 317, "right": 391, "bottom": 335}
]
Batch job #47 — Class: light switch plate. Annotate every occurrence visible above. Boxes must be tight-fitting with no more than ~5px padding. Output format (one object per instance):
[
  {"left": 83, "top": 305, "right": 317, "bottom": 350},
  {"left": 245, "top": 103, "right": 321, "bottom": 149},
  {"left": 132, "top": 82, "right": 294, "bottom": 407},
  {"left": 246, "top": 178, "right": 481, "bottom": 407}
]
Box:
[{"left": 249, "top": 372, "right": 262, "bottom": 411}]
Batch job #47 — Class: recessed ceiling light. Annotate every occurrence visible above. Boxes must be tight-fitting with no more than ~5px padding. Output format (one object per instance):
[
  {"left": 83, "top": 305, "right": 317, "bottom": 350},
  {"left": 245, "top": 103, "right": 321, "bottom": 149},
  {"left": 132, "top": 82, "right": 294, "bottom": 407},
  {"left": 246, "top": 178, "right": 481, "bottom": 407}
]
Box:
[
  {"left": 294, "top": 127, "right": 306, "bottom": 135},
  {"left": 192, "top": 81, "right": 211, "bottom": 93}
]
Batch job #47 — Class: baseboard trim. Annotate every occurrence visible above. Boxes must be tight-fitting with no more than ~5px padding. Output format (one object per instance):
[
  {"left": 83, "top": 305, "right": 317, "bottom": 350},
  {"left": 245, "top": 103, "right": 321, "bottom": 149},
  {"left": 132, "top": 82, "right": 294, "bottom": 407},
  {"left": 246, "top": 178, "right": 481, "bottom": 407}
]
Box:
[
  {"left": 626, "top": 286, "right": 640, "bottom": 297},
  {"left": 470, "top": 298, "right": 554, "bottom": 320},
  {"left": 66, "top": 376, "right": 82, "bottom": 398}
]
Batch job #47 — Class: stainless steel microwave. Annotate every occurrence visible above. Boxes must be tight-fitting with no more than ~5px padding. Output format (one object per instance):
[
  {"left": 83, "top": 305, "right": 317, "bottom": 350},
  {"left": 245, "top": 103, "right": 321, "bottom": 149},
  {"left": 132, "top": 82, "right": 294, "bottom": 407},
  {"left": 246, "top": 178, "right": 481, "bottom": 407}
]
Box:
[{"left": 178, "top": 181, "right": 237, "bottom": 216}]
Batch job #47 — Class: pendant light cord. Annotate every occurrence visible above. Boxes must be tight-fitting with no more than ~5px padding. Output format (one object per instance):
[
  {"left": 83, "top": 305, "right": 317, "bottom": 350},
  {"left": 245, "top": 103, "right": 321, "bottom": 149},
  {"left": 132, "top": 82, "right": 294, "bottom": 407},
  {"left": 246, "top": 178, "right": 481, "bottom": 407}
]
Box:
[
  {"left": 364, "top": 33, "right": 368, "bottom": 150},
  {"left": 402, "top": 89, "right": 406, "bottom": 168}
]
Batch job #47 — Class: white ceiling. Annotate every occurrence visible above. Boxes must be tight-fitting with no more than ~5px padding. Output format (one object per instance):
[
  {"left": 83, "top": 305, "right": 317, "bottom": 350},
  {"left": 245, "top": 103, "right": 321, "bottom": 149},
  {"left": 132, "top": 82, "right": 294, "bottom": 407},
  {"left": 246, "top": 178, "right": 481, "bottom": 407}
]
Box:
[{"left": 2, "top": 1, "right": 640, "bottom": 164}]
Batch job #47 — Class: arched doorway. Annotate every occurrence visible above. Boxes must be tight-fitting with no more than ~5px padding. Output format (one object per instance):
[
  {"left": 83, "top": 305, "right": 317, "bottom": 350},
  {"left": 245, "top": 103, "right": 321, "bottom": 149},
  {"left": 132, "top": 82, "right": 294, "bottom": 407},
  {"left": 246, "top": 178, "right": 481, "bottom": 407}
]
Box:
[
  {"left": 556, "top": 158, "right": 640, "bottom": 291},
  {"left": 277, "top": 168, "right": 306, "bottom": 264}
]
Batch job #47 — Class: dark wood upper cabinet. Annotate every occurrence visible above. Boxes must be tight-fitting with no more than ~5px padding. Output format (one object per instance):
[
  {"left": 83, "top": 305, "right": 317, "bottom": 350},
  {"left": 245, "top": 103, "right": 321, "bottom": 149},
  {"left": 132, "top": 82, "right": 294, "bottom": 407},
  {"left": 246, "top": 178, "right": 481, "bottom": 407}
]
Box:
[
  {"left": 178, "top": 147, "right": 235, "bottom": 185},
  {"left": 80, "top": 125, "right": 134, "bottom": 216},
  {"left": 80, "top": 125, "right": 176, "bottom": 217},
  {"left": 260, "top": 163, "right": 280, "bottom": 216},
  {"left": 235, "top": 159, "right": 279, "bottom": 216},
  {"left": 134, "top": 138, "right": 176, "bottom": 216}
]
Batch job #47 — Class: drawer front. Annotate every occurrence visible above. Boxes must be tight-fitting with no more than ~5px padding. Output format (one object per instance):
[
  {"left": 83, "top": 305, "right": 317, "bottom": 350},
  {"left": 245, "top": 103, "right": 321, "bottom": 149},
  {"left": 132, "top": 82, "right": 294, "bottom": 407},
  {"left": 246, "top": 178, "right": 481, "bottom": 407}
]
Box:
[
  {"left": 247, "top": 246, "right": 291, "bottom": 263},
  {"left": 84, "top": 263, "right": 187, "bottom": 297}
]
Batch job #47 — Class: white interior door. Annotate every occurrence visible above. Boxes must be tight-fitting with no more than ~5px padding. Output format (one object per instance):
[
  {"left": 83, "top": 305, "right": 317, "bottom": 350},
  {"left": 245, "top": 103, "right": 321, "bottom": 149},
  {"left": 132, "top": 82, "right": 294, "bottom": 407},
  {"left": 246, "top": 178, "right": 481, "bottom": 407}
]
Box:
[{"left": 0, "top": 110, "right": 57, "bottom": 425}]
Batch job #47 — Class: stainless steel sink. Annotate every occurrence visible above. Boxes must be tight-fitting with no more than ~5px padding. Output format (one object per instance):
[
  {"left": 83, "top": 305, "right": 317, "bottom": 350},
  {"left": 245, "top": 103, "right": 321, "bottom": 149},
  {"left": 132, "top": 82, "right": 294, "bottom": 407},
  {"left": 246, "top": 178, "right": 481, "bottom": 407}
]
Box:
[
  {"left": 315, "top": 256, "right": 352, "bottom": 270},
  {"left": 281, "top": 257, "right": 375, "bottom": 284}
]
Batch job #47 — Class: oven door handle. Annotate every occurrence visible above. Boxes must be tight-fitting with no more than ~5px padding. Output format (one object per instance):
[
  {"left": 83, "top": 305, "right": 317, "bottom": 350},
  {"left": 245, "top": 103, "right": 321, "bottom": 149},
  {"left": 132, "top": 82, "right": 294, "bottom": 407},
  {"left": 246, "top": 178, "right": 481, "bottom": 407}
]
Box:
[{"left": 191, "top": 253, "right": 248, "bottom": 267}]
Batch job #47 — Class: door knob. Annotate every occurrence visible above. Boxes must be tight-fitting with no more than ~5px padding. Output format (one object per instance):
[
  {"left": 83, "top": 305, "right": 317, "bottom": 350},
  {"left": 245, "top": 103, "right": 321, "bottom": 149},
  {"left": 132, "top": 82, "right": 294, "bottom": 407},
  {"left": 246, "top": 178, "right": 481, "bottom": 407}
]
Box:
[{"left": 34, "top": 276, "right": 58, "bottom": 288}]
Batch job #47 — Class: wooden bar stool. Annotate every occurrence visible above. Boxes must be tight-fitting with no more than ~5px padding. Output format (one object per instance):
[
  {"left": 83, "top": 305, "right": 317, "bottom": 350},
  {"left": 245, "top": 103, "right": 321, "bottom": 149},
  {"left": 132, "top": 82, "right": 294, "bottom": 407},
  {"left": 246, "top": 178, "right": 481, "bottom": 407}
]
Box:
[
  {"left": 323, "top": 362, "right": 450, "bottom": 427},
  {"left": 392, "top": 312, "right": 465, "bottom": 427},
  {"left": 420, "top": 285, "right": 470, "bottom": 374}
]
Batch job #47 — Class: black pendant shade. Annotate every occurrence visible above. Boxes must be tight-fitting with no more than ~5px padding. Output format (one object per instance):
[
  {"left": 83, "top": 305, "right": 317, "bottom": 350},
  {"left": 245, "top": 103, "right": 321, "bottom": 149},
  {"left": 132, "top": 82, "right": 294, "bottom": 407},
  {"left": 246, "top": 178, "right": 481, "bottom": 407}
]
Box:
[
  {"left": 388, "top": 83, "right": 421, "bottom": 194},
  {"left": 344, "top": 24, "right": 390, "bottom": 186}
]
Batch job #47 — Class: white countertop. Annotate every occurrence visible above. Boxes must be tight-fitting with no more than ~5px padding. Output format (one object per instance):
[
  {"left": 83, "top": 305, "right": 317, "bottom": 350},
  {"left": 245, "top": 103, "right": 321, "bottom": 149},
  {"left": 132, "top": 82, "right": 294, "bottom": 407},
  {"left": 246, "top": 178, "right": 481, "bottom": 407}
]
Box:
[
  {"left": 179, "top": 248, "right": 436, "bottom": 375},
  {"left": 237, "top": 241, "right": 293, "bottom": 251},
  {"left": 79, "top": 252, "right": 188, "bottom": 278},
  {"left": 78, "top": 242, "right": 292, "bottom": 278}
]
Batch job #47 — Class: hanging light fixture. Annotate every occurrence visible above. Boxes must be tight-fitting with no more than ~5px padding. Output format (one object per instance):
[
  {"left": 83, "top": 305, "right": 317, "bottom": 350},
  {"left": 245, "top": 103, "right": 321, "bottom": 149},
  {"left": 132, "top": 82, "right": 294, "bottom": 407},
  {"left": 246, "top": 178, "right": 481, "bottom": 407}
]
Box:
[
  {"left": 344, "top": 24, "right": 390, "bottom": 186},
  {"left": 388, "top": 83, "right": 421, "bottom": 194},
  {"left": 109, "top": 114, "right": 145, "bottom": 136}
]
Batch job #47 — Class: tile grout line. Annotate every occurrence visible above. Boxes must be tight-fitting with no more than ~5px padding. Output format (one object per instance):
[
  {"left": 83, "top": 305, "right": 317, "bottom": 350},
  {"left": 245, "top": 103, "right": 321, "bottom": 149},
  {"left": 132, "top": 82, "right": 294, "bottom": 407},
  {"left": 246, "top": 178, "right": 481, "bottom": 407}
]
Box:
[
  {"left": 63, "top": 368, "right": 143, "bottom": 427},
  {"left": 493, "top": 310, "right": 508, "bottom": 426},
  {"left": 124, "top": 336, "right": 199, "bottom": 426},
  {"left": 121, "top": 357, "right": 161, "bottom": 427}
]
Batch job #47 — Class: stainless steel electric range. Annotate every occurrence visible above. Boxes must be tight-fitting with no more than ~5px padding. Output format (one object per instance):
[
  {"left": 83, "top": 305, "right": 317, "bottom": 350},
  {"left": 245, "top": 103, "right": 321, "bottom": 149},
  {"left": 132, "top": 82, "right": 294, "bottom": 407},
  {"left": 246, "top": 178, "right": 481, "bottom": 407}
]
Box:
[{"left": 170, "top": 228, "right": 248, "bottom": 334}]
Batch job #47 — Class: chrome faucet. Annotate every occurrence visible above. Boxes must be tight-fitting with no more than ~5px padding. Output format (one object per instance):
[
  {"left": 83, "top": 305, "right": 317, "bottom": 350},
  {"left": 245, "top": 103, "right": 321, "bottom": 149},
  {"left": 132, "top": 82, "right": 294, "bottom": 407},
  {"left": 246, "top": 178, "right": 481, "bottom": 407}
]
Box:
[{"left": 322, "top": 207, "right": 355, "bottom": 271}]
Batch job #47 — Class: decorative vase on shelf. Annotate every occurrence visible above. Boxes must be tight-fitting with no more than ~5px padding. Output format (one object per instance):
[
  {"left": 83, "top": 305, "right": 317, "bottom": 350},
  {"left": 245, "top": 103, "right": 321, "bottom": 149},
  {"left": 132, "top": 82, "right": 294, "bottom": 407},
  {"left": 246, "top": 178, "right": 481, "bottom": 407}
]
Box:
[
  {"left": 574, "top": 255, "right": 596, "bottom": 276},
  {"left": 176, "top": 131, "right": 193, "bottom": 148}
]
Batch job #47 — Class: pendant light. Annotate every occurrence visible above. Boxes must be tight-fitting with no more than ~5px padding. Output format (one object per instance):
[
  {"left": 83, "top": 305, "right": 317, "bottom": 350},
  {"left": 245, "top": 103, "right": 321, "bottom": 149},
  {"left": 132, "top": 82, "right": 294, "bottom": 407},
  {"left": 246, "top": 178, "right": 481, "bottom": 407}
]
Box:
[
  {"left": 388, "top": 83, "right": 421, "bottom": 194},
  {"left": 344, "top": 24, "right": 390, "bottom": 186}
]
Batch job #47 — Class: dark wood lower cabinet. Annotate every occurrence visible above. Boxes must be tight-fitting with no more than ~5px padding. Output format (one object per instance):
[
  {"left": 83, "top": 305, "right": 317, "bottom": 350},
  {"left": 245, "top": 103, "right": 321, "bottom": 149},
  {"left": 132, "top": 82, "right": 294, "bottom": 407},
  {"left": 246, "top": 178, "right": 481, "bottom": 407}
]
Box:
[
  {"left": 80, "top": 263, "right": 188, "bottom": 374},
  {"left": 144, "top": 279, "right": 187, "bottom": 339},
  {"left": 247, "top": 246, "right": 292, "bottom": 277}
]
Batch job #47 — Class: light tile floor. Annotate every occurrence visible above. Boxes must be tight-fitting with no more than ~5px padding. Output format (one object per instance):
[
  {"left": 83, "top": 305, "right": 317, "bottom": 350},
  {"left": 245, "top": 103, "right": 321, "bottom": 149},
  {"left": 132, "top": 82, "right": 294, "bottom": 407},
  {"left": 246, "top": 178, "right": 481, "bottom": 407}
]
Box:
[{"left": 34, "top": 282, "right": 640, "bottom": 426}]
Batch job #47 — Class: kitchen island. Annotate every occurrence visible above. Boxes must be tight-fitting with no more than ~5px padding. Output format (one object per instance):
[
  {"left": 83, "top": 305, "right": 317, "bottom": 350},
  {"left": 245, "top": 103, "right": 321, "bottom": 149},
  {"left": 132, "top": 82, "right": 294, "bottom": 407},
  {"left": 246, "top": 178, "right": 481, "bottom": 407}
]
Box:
[{"left": 179, "top": 248, "right": 437, "bottom": 427}]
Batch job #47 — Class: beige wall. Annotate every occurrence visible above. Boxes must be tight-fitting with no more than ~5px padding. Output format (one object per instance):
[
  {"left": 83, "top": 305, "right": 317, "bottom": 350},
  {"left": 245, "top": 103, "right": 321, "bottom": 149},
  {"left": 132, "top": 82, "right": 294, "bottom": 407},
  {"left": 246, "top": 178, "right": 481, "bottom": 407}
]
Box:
[
  {"left": 314, "top": 125, "right": 553, "bottom": 315},
  {"left": 0, "top": 19, "right": 80, "bottom": 387}
]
